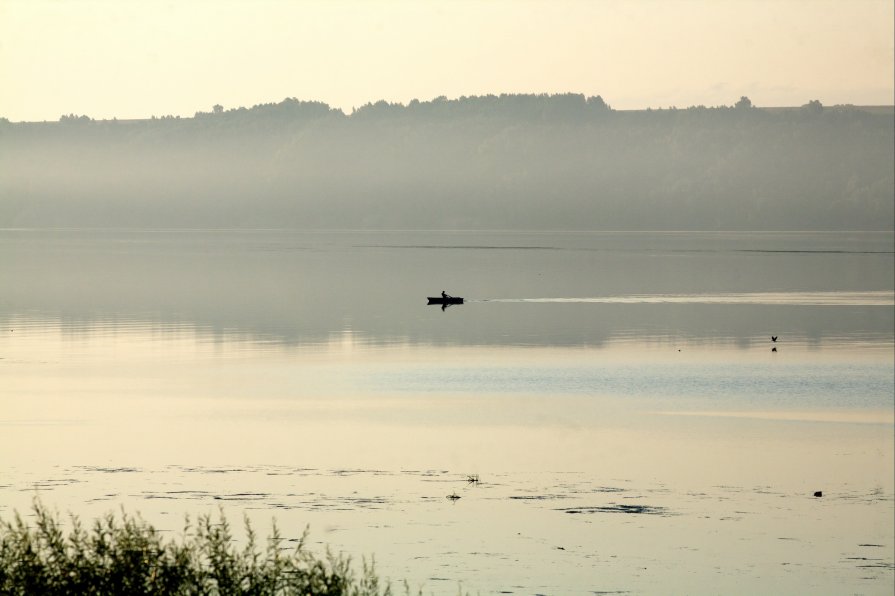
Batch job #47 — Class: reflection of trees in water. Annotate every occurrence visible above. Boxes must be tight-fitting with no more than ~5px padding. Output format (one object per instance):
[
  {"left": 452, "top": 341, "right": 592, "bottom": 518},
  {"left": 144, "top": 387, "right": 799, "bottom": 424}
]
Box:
[{"left": 1, "top": 225, "right": 891, "bottom": 350}]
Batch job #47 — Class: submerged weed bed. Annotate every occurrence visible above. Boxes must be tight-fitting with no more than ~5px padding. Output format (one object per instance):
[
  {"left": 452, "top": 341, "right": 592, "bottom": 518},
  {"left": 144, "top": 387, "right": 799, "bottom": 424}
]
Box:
[{"left": 0, "top": 499, "right": 393, "bottom": 595}]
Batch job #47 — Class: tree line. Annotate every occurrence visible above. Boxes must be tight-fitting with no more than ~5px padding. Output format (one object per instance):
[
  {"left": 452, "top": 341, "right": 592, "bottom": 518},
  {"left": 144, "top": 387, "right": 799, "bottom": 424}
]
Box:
[{"left": 0, "top": 94, "right": 891, "bottom": 230}]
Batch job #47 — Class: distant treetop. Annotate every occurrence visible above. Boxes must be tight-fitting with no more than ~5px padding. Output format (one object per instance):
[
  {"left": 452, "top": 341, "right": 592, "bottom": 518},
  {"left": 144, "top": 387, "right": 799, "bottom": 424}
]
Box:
[
  {"left": 352, "top": 93, "right": 612, "bottom": 121},
  {"left": 59, "top": 113, "right": 93, "bottom": 122},
  {"left": 734, "top": 96, "right": 753, "bottom": 109},
  {"left": 802, "top": 99, "right": 824, "bottom": 113},
  {"left": 36, "top": 94, "right": 890, "bottom": 126},
  {"left": 194, "top": 97, "right": 339, "bottom": 120}
]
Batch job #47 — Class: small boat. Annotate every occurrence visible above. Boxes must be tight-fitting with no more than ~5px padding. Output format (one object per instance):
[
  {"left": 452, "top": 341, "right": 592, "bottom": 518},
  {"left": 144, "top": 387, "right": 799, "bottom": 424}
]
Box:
[{"left": 427, "top": 296, "right": 464, "bottom": 305}]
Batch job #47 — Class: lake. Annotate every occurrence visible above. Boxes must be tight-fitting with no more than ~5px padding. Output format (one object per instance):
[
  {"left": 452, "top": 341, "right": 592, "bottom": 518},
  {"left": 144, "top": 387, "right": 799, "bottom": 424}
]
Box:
[{"left": 1, "top": 229, "right": 893, "bottom": 594}]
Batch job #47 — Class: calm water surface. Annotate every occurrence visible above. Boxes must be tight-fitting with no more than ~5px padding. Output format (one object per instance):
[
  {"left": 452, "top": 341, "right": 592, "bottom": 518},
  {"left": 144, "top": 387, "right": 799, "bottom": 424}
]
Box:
[{"left": 1, "top": 230, "right": 893, "bottom": 594}]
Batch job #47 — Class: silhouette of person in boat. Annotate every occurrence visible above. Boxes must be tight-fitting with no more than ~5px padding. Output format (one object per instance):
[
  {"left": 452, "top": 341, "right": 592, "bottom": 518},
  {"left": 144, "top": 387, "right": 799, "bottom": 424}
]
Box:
[{"left": 442, "top": 291, "right": 449, "bottom": 300}]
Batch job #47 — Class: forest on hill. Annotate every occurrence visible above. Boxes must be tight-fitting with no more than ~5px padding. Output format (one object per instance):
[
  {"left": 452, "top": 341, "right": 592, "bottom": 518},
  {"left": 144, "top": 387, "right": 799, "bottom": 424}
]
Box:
[{"left": 0, "top": 94, "right": 892, "bottom": 230}]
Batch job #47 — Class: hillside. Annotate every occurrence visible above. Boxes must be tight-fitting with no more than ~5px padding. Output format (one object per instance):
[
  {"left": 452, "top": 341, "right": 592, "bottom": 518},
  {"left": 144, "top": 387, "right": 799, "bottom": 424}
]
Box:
[{"left": 1, "top": 95, "right": 892, "bottom": 230}]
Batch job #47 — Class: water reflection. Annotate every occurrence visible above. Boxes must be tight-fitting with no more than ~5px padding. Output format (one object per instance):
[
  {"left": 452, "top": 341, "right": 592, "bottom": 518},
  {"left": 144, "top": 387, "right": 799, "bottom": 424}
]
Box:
[
  {"left": 3, "top": 315, "right": 892, "bottom": 414},
  {"left": 1, "top": 230, "right": 893, "bottom": 594},
  {"left": 1, "top": 229, "right": 892, "bottom": 349}
]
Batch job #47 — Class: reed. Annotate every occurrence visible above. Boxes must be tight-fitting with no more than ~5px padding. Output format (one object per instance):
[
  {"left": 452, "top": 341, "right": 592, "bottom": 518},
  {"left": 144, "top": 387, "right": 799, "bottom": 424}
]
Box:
[{"left": 0, "top": 499, "right": 392, "bottom": 595}]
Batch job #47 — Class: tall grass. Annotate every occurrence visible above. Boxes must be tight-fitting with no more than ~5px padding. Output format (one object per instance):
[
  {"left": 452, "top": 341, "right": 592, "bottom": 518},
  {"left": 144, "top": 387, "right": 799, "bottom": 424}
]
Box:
[{"left": 0, "top": 499, "right": 393, "bottom": 595}]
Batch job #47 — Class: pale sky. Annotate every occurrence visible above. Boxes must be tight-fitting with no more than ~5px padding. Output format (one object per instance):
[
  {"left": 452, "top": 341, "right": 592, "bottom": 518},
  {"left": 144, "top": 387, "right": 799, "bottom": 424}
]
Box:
[{"left": 1, "top": 0, "right": 892, "bottom": 121}]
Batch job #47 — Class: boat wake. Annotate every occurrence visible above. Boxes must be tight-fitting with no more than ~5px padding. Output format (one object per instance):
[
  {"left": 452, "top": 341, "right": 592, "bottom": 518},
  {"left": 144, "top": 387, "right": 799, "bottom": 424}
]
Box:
[{"left": 474, "top": 291, "right": 895, "bottom": 306}]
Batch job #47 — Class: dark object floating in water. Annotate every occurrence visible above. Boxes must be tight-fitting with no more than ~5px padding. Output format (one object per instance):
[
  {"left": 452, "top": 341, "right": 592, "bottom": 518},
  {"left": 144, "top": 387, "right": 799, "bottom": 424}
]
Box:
[
  {"left": 558, "top": 504, "right": 669, "bottom": 516},
  {"left": 772, "top": 335, "right": 778, "bottom": 342},
  {"left": 446, "top": 492, "right": 461, "bottom": 500},
  {"left": 466, "top": 474, "right": 479, "bottom": 484},
  {"left": 772, "top": 347, "right": 777, "bottom": 352},
  {"left": 428, "top": 296, "right": 464, "bottom": 305},
  {"left": 814, "top": 491, "right": 823, "bottom": 497}
]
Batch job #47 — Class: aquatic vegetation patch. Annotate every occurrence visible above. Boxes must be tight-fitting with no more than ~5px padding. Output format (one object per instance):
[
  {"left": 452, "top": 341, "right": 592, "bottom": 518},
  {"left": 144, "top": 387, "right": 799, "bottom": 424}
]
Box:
[
  {"left": 557, "top": 504, "right": 670, "bottom": 516},
  {"left": 0, "top": 499, "right": 392, "bottom": 595}
]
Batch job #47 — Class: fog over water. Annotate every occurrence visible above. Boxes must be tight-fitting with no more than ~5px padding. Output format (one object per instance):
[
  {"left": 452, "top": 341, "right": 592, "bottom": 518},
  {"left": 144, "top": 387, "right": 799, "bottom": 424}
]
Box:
[{"left": 1, "top": 96, "right": 892, "bottom": 231}]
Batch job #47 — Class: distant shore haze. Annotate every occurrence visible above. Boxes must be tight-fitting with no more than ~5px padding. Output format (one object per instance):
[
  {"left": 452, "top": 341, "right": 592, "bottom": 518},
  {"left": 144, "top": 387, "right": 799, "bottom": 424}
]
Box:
[{"left": 1, "top": 94, "right": 891, "bottom": 231}]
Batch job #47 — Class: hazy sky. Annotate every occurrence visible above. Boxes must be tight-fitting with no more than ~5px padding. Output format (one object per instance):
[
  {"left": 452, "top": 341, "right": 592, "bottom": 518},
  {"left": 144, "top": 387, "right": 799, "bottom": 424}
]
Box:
[{"left": 1, "top": 0, "right": 892, "bottom": 121}]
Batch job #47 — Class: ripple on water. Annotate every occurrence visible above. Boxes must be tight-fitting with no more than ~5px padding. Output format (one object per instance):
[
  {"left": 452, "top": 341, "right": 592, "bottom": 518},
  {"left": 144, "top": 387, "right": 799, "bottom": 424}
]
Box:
[
  {"left": 26, "top": 478, "right": 81, "bottom": 490},
  {"left": 558, "top": 504, "right": 671, "bottom": 516}
]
